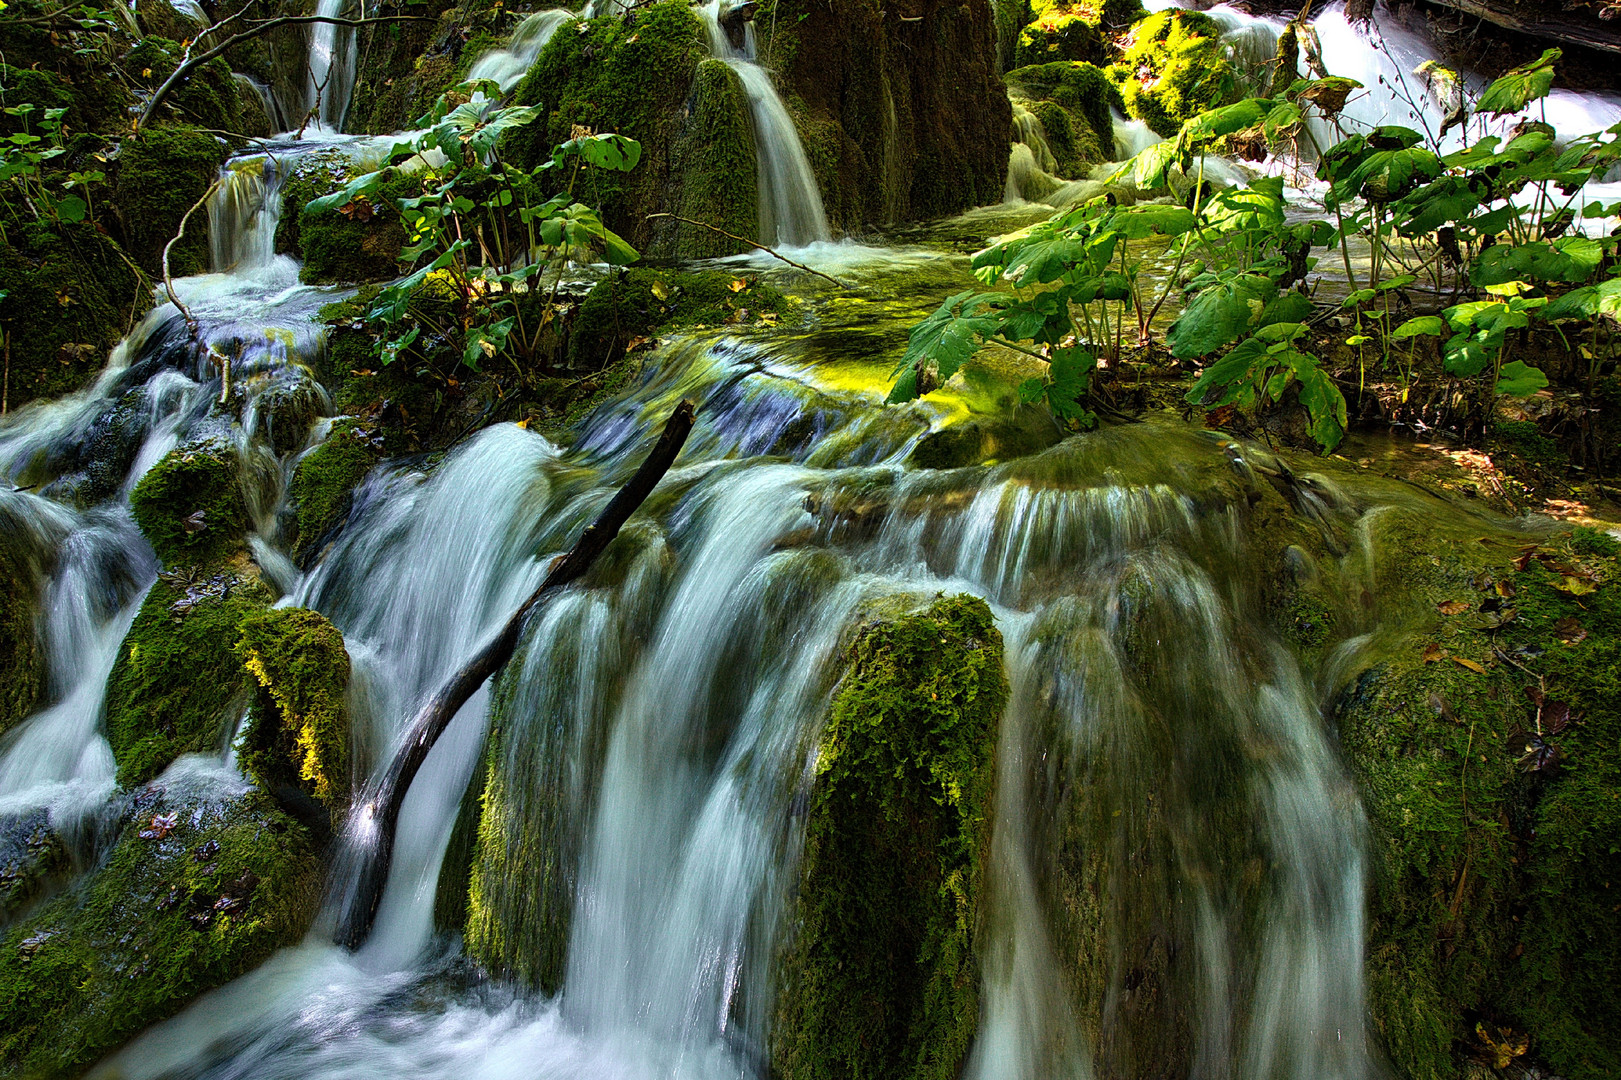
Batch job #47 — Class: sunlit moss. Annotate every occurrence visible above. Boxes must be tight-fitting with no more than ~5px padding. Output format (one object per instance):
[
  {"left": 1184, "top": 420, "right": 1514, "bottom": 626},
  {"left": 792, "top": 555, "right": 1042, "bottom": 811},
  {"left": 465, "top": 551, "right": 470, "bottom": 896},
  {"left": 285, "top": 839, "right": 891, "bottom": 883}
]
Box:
[{"left": 235, "top": 607, "right": 352, "bottom": 809}]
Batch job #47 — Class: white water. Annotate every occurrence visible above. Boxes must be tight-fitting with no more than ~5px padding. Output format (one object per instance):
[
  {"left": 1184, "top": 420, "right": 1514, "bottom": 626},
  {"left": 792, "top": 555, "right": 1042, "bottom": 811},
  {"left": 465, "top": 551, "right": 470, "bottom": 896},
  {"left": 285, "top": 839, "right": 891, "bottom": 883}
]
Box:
[
  {"left": 466, "top": 10, "right": 578, "bottom": 94},
  {"left": 700, "top": 1, "right": 832, "bottom": 248},
  {"left": 306, "top": 0, "right": 358, "bottom": 132}
]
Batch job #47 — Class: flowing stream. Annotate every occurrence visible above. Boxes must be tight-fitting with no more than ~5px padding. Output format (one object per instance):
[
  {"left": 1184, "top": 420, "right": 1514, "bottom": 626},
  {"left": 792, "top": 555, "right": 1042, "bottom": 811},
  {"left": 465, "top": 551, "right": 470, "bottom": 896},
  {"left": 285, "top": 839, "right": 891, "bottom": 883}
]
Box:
[{"left": 0, "top": 3, "right": 1610, "bottom": 1078}]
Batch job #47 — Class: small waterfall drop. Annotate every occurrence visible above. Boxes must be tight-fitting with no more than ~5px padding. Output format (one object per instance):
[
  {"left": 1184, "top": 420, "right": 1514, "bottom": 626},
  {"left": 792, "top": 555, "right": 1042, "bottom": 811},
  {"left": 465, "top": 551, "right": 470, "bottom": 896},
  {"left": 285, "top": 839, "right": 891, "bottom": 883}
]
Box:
[
  {"left": 306, "top": 0, "right": 358, "bottom": 132},
  {"left": 699, "top": 1, "right": 832, "bottom": 248},
  {"left": 465, "top": 10, "right": 577, "bottom": 94}
]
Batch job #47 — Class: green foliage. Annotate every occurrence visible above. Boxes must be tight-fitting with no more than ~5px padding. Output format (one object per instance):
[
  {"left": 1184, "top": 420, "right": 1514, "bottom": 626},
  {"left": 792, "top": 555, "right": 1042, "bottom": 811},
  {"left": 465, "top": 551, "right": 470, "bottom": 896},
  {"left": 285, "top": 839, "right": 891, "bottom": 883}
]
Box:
[
  {"left": 129, "top": 438, "right": 249, "bottom": 568},
  {"left": 773, "top": 595, "right": 1007, "bottom": 1080},
  {"left": 104, "top": 571, "right": 272, "bottom": 788},
  {"left": 295, "top": 171, "right": 418, "bottom": 286},
  {"left": 1185, "top": 322, "right": 1347, "bottom": 449},
  {"left": 0, "top": 786, "right": 320, "bottom": 1077},
  {"left": 1477, "top": 48, "right": 1560, "bottom": 117},
  {"left": 235, "top": 608, "right": 352, "bottom": 809},
  {"left": 288, "top": 419, "right": 382, "bottom": 567}
]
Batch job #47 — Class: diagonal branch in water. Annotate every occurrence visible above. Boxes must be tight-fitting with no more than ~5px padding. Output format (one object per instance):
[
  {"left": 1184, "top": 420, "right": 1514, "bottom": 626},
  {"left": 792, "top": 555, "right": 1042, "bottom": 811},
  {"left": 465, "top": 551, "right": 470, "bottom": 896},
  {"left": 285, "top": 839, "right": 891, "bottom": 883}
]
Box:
[
  {"left": 645, "top": 212, "right": 846, "bottom": 287},
  {"left": 161, "top": 176, "right": 235, "bottom": 403},
  {"left": 334, "top": 399, "right": 698, "bottom": 949}
]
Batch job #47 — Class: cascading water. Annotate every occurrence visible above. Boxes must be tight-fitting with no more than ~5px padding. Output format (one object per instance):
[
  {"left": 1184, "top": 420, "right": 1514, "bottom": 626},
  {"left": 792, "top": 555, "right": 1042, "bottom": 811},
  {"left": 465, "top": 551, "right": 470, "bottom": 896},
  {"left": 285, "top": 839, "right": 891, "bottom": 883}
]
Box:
[
  {"left": 699, "top": 1, "right": 832, "bottom": 248},
  {"left": 306, "top": 0, "right": 359, "bottom": 132},
  {"left": 465, "top": 10, "right": 578, "bottom": 94}
]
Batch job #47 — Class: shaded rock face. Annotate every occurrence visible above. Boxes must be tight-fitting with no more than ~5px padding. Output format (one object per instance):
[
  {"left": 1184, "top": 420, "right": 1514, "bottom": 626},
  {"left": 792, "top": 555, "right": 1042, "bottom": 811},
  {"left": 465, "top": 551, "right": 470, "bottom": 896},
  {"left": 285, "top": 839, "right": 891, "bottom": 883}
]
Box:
[
  {"left": 0, "top": 779, "right": 321, "bottom": 1078},
  {"left": 758, "top": 0, "right": 1013, "bottom": 232}
]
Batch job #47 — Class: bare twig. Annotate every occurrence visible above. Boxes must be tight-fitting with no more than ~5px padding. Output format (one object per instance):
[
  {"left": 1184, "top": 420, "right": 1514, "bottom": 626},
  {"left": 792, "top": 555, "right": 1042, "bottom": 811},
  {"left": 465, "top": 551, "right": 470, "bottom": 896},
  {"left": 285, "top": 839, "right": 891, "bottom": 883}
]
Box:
[
  {"left": 646, "top": 212, "right": 846, "bottom": 287},
  {"left": 136, "top": 13, "right": 435, "bottom": 130},
  {"left": 333, "top": 400, "right": 697, "bottom": 949},
  {"left": 161, "top": 176, "right": 234, "bottom": 403}
]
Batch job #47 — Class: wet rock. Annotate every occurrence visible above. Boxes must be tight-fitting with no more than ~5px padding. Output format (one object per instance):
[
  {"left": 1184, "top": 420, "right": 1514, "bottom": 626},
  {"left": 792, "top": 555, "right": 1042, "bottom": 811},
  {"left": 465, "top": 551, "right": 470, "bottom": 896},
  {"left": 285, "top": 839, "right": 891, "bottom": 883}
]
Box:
[
  {"left": 129, "top": 437, "right": 250, "bottom": 569},
  {"left": 287, "top": 418, "right": 383, "bottom": 568},
  {"left": 0, "top": 811, "right": 68, "bottom": 924},
  {"left": 772, "top": 595, "right": 1005, "bottom": 1080},
  {"left": 907, "top": 407, "right": 1064, "bottom": 470},
  {"left": 0, "top": 778, "right": 321, "bottom": 1077},
  {"left": 251, "top": 371, "right": 325, "bottom": 456}
]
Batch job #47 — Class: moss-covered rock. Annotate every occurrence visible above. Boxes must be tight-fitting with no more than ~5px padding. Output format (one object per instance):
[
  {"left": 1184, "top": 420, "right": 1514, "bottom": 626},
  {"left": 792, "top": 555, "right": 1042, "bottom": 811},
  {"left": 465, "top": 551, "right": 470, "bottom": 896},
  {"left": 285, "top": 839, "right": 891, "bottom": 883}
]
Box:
[
  {"left": 1006, "top": 61, "right": 1124, "bottom": 151},
  {"left": 0, "top": 529, "right": 48, "bottom": 740},
  {"left": 129, "top": 438, "right": 250, "bottom": 568},
  {"left": 671, "top": 60, "right": 758, "bottom": 258},
  {"left": 568, "top": 268, "right": 788, "bottom": 370},
  {"left": 287, "top": 418, "right": 382, "bottom": 567},
  {"left": 112, "top": 126, "right": 228, "bottom": 277},
  {"left": 235, "top": 607, "right": 351, "bottom": 810},
  {"left": 0, "top": 809, "right": 67, "bottom": 925},
  {"left": 103, "top": 569, "right": 273, "bottom": 788},
  {"left": 1014, "top": 0, "right": 1141, "bottom": 67},
  {"left": 123, "top": 37, "right": 243, "bottom": 133},
  {"left": 294, "top": 169, "right": 416, "bottom": 285},
  {"left": 1112, "top": 10, "right": 1235, "bottom": 137},
  {"left": 507, "top": 1, "right": 708, "bottom": 256},
  {"left": 772, "top": 595, "right": 1006, "bottom": 1080},
  {"left": 1338, "top": 513, "right": 1621, "bottom": 1080},
  {"left": 0, "top": 217, "right": 151, "bottom": 410},
  {"left": 0, "top": 781, "right": 321, "bottom": 1077}
]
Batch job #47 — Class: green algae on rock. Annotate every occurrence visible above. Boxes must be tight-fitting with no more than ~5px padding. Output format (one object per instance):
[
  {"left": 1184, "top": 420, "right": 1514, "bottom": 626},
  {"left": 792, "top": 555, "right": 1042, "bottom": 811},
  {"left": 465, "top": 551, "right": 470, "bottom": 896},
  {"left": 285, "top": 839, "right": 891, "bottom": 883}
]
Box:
[
  {"left": 0, "top": 536, "right": 48, "bottom": 740},
  {"left": 288, "top": 419, "right": 382, "bottom": 567},
  {"left": 671, "top": 60, "right": 759, "bottom": 258},
  {"left": 235, "top": 608, "right": 352, "bottom": 811},
  {"left": 112, "top": 126, "right": 228, "bottom": 278},
  {"left": 569, "top": 268, "right": 789, "bottom": 371},
  {"left": 104, "top": 570, "right": 272, "bottom": 789},
  {"left": 772, "top": 595, "right": 1006, "bottom": 1080},
  {"left": 0, "top": 782, "right": 320, "bottom": 1077},
  {"left": 129, "top": 438, "right": 250, "bottom": 569},
  {"left": 1111, "top": 9, "right": 1234, "bottom": 137},
  {"left": 0, "top": 809, "right": 67, "bottom": 925},
  {"left": 294, "top": 169, "right": 416, "bottom": 285}
]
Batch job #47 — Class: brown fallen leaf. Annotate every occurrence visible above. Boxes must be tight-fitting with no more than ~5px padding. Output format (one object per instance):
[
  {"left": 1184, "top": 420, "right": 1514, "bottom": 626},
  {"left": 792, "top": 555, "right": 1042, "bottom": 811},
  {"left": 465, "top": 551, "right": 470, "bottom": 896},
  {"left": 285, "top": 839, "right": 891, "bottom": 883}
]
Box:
[
  {"left": 1544, "top": 700, "right": 1572, "bottom": 735},
  {"left": 1452, "top": 656, "right": 1487, "bottom": 673},
  {"left": 1423, "top": 642, "right": 1445, "bottom": 663},
  {"left": 1438, "top": 600, "right": 1471, "bottom": 615},
  {"left": 1428, "top": 691, "right": 1458, "bottom": 722},
  {"left": 1513, "top": 545, "right": 1539, "bottom": 571},
  {"left": 1495, "top": 580, "right": 1516, "bottom": 599},
  {"left": 729, "top": 278, "right": 749, "bottom": 293},
  {"left": 1554, "top": 616, "right": 1588, "bottom": 644}
]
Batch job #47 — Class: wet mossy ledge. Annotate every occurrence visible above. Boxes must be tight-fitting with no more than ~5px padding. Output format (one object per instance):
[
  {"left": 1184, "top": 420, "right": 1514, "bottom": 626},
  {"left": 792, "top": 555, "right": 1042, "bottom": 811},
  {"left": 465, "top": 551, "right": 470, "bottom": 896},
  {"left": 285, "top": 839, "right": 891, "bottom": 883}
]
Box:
[
  {"left": 0, "top": 521, "right": 50, "bottom": 740},
  {"left": 236, "top": 607, "right": 353, "bottom": 812},
  {"left": 772, "top": 595, "right": 1006, "bottom": 1080},
  {"left": 129, "top": 438, "right": 250, "bottom": 569},
  {"left": 112, "top": 127, "right": 229, "bottom": 279},
  {"left": 0, "top": 780, "right": 321, "bottom": 1078},
  {"left": 1336, "top": 516, "right": 1621, "bottom": 1080},
  {"left": 288, "top": 418, "right": 383, "bottom": 567}
]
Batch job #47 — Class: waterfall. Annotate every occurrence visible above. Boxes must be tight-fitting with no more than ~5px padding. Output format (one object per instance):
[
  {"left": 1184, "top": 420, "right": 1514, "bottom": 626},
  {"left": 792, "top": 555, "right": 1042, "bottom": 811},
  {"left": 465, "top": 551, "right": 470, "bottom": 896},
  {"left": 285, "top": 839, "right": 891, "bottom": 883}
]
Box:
[
  {"left": 306, "top": 0, "right": 358, "bottom": 132},
  {"left": 699, "top": 1, "right": 832, "bottom": 248},
  {"left": 208, "top": 156, "right": 288, "bottom": 275},
  {"left": 465, "top": 10, "right": 578, "bottom": 94}
]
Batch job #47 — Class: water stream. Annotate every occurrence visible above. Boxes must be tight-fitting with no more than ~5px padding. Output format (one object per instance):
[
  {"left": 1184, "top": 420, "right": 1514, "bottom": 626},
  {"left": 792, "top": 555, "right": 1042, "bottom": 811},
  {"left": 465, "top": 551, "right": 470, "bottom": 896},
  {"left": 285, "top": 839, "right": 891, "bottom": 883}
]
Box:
[{"left": 0, "top": 3, "right": 1609, "bottom": 1077}]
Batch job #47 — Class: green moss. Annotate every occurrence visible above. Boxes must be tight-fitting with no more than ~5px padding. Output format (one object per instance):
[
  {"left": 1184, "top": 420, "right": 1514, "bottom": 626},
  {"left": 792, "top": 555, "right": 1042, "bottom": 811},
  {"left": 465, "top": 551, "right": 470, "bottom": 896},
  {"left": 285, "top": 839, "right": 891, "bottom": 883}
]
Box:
[
  {"left": 113, "top": 126, "right": 227, "bottom": 277},
  {"left": 1113, "top": 10, "right": 1234, "bottom": 137},
  {"left": 104, "top": 570, "right": 273, "bottom": 788},
  {"left": 671, "top": 59, "right": 758, "bottom": 258},
  {"left": 772, "top": 595, "right": 1007, "bottom": 1080},
  {"left": 1026, "top": 100, "right": 1103, "bottom": 177},
  {"left": 0, "top": 785, "right": 320, "bottom": 1077},
  {"left": 129, "top": 438, "right": 250, "bottom": 568},
  {"left": 0, "top": 810, "right": 68, "bottom": 923},
  {"left": 288, "top": 419, "right": 382, "bottom": 567},
  {"left": 1014, "top": 0, "right": 1143, "bottom": 66},
  {"left": 507, "top": 1, "right": 707, "bottom": 252},
  {"left": 569, "top": 268, "right": 788, "bottom": 370},
  {"left": 0, "top": 217, "right": 151, "bottom": 410},
  {"left": 0, "top": 523, "right": 48, "bottom": 739},
  {"left": 124, "top": 37, "right": 242, "bottom": 132},
  {"left": 296, "top": 170, "right": 417, "bottom": 286},
  {"left": 1006, "top": 62, "right": 1123, "bottom": 150},
  {"left": 235, "top": 608, "right": 352, "bottom": 810},
  {"left": 1269, "top": 22, "right": 1299, "bottom": 98}
]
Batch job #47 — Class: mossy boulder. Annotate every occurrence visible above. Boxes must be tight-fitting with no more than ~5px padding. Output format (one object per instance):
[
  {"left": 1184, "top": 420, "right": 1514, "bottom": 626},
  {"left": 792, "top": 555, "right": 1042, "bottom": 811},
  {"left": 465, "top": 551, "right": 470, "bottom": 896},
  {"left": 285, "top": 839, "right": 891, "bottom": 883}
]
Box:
[
  {"left": 35, "top": 388, "right": 154, "bottom": 508},
  {"left": 507, "top": 1, "right": 707, "bottom": 255},
  {"left": 1006, "top": 61, "right": 1124, "bottom": 154},
  {"left": 1338, "top": 514, "right": 1621, "bottom": 1080},
  {"left": 103, "top": 569, "right": 273, "bottom": 788},
  {"left": 0, "top": 12, "right": 134, "bottom": 133},
  {"left": 671, "top": 59, "right": 758, "bottom": 258},
  {"left": 113, "top": 126, "right": 228, "bottom": 277},
  {"left": 1112, "top": 10, "right": 1235, "bottom": 138},
  {"left": 0, "top": 217, "right": 151, "bottom": 410},
  {"left": 569, "top": 268, "right": 788, "bottom": 370},
  {"left": 0, "top": 530, "right": 49, "bottom": 740},
  {"left": 235, "top": 607, "right": 352, "bottom": 811},
  {"left": 129, "top": 438, "right": 250, "bottom": 568},
  {"left": 294, "top": 169, "right": 416, "bottom": 285},
  {"left": 0, "top": 781, "right": 321, "bottom": 1077},
  {"left": 772, "top": 595, "right": 1006, "bottom": 1080},
  {"left": 288, "top": 418, "right": 382, "bottom": 567},
  {"left": 123, "top": 37, "right": 243, "bottom": 133},
  {"left": 1014, "top": 0, "right": 1143, "bottom": 68}
]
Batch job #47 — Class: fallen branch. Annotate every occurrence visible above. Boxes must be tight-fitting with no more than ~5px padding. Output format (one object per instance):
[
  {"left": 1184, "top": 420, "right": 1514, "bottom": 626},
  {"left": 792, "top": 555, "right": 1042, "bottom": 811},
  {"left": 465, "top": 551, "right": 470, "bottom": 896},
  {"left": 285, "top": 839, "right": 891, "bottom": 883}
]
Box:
[
  {"left": 136, "top": 13, "right": 436, "bottom": 130},
  {"left": 646, "top": 212, "right": 846, "bottom": 287},
  {"left": 333, "top": 399, "right": 698, "bottom": 949},
  {"left": 161, "top": 176, "right": 233, "bottom": 403}
]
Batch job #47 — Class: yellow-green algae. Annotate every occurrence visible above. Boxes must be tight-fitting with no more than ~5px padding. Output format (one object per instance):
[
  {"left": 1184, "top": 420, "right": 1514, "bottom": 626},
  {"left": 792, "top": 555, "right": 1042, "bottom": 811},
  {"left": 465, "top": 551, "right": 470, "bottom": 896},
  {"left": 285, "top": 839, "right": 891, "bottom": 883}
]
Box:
[
  {"left": 772, "top": 595, "right": 1006, "bottom": 1080},
  {"left": 235, "top": 607, "right": 352, "bottom": 810},
  {"left": 104, "top": 568, "right": 273, "bottom": 788},
  {"left": 0, "top": 785, "right": 320, "bottom": 1077}
]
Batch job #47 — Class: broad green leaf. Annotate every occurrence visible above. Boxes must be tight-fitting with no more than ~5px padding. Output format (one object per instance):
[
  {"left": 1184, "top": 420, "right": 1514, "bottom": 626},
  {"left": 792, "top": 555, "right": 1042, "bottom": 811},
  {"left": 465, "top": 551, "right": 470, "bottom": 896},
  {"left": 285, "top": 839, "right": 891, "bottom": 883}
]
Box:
[
  {"left": 307, "top": 169, "right": 389, "bottom": 214},
  {"left": 1442, "top": 331, "right": 1491, "bottom": 377},
  {"left": 1292, "top": 354, "right": 1348, "bottom": 450},
  {"left": 1002, "top": 237, "right": 1092, "bottom": 286},
  {"left": 1186, "top": 336, "right": 1269, "bottom": 407},
  {"left": 1544, "top": 277, "right": 1621, "bottom": 320},
  {"left": 1112, "top": 203, "right": 1196, "bottom": 238},
  {"left": 1478, "top": 48, "right": 1560, "bottom": 117},
  {"left": 1184, "top": 98, "right": 1275, "bottom": 142},
  {"left": 1046, "top": 347, "right": 1096, "bottom": 421},
  {"left": 886, "top": 290, "right": 1005, "bottom": 401},
  {"left": 1204, "top": 176, "right": 1285, "bottom": 234},
  {"left": 1392, "top": 315, "right": 1446, "bottom": 339},
  {"left": 1495, "top": 360, "right": 1549, "bottom": 397},
  {"left": 1168, "top": 274, "right": 1278, "bottom": 358},
  {"left": 1472, "top": 237, "right": 1603, "bottom": 286}
]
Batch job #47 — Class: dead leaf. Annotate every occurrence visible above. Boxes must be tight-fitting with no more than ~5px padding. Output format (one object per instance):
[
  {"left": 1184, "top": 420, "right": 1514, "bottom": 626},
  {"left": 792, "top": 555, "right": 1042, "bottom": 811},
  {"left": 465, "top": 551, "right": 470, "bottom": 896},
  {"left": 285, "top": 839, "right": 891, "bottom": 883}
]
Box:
[
  {"left": 729, "top": 278, "right": 749, "bottom": 293},
  {"left": 1495, "top": 580, "right": 1516, "bottom": 599},
  {"left": 1554, "top": 616, "right": 1588, "bottom": 644},
  {"left": 1422, "top": 642, "right": 1445, "bottom": 663},
  {"left": 1452, "top": 656, "right": 1487, "bottom": 674},
  {"left": 1438, "top": 600, "right": 1471, "bottom": 615},
  {"left": 138, "top": 813, "right": 178, "bottom": 841},
  {"left": 1513, "top": 545, "right": 1539, "bottom": 571},
  {"left": 624, "top": 335, "right": 650, "bottom": 352},
  {"left": 1556, "top": 575, "right": 1598, "bottom": 596},
  {"left": 650, "top": 279, "right": 670, "bottom": 301},
  {"left": 1472, "top": 1021, "right": 1529, "bottom": 1069},
  {"left": 1544, "top": 700, "right": 1572, "bottom": 735},
  {"left": 514, "top": 418, "right": 529, "bottom": 429},
  {"left": 1428, "top": 691, "right": 1457, "bottom": 722}
]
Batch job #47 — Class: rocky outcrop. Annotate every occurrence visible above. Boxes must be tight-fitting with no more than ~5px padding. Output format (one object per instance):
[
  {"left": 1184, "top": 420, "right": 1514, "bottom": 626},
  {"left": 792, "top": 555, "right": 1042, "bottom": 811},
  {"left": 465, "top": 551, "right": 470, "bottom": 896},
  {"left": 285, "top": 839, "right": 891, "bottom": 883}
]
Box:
[{"left": 756, "top": 0, "right": 1012, "bottom": 232}]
